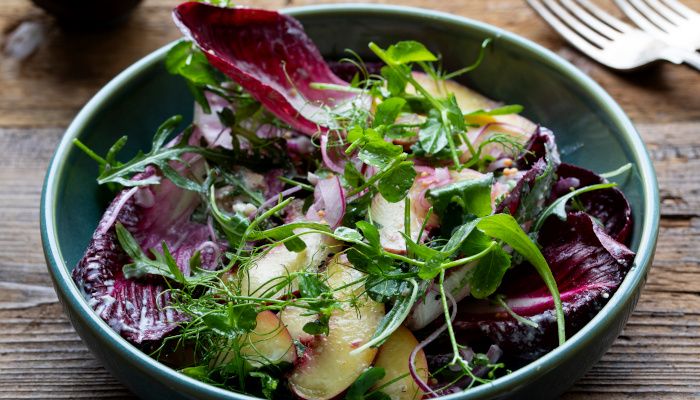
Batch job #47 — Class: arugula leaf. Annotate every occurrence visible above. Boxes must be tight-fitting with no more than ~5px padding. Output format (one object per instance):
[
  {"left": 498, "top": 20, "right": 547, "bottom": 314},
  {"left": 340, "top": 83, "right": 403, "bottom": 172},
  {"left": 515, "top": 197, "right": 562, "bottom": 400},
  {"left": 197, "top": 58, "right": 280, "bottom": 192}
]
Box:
[
  {"left": 532, "top": 183, "right": 617, "bottom": 232},
  {"left": 117, "top": 223, "right": 188, "bottom": 283},
  {"left": 352, "top": 279, "right": 419, "bottom": 354},
  {"left": 346, "top": 367, "right": 386, "bottom": 400},
  {"left": 427, "top": 174, "right": 494, "bottom": 221},
  {"left": 441, "top": 219, "right": 479, "bottom": 256},
  {"left": 377, "top": 161, "right": 417, "bottom": 202},
  {"left": 373, "top": 97, "right": 406, "bottom": 127},
  {"left": 477, "top": 213, "right": 565, "bottom": 345},
  {"left": 469, "top": 245, "right": 510, "bottom": 299},
  {"left": 96, "top": 116, "right": 228, "bottom": 189}
]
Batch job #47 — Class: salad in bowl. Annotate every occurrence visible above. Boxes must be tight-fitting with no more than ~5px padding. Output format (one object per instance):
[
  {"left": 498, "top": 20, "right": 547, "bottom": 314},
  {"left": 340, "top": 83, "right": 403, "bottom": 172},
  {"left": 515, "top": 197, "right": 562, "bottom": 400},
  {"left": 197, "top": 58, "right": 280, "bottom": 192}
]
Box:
[{"left": 71, "top": 2, "right": 635, "bottom": 399}]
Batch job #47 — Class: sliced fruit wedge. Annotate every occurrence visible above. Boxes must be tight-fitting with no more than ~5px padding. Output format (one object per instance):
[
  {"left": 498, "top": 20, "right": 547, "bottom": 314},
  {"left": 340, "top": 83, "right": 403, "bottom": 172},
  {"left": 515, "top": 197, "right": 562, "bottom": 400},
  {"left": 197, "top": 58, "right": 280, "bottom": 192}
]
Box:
[
  {"left": 240, "top": 231, "right": 339, "bottom": 298},
  {"left": 287, "top": 257, "right": 385, "bottom": 400},
  {"left": 211, "top": 310, "right": 296, "bottom": 369},
  {"left": 409, "top": 72, "right": 537, "bottom": 134},
  {"left": 372, "top": 326, "right": 428, "bottom": 400}
]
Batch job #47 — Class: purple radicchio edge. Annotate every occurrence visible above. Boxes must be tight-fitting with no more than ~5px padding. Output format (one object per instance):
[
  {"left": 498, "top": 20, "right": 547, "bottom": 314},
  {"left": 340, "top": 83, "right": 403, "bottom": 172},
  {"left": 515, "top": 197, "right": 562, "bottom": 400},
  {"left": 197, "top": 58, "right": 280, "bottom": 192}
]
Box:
[
  {"left": 172, "top": 2, "right": 368, "bottom": 136},
  {"left": 450, "top": 138, "right": 635, "bottom": 361}
]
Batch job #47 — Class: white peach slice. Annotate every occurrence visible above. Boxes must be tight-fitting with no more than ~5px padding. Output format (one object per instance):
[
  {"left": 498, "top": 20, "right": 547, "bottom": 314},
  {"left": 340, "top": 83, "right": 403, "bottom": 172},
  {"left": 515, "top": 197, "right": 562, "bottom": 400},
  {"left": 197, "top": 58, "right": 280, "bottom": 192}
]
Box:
[
  {"left": 372, "top": 326, "right": 429, "bottom": 400},
  {"left": 286, "top": 257, "right": 385, "bottom": 400},
  {"left": 211, "top": 310, "right": 296, "bottom": 369},
  {"left": 240, "top": 231, "right": 339, "bottom": 298}
]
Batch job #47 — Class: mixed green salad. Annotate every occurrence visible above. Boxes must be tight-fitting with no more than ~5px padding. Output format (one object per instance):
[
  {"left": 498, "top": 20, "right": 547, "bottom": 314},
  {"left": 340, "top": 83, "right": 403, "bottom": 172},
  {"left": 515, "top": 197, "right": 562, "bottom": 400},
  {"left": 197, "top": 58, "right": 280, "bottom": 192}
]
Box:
[{"left": 72, "top": 2, "right": 635, "bottom": 399}]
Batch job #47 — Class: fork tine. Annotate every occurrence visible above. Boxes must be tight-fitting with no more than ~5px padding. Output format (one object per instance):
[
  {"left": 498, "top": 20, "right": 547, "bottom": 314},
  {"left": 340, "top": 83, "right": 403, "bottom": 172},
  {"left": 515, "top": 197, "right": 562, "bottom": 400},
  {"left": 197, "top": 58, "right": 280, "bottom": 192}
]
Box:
[
  {"left": 561, "top": 0, "right": 623, "bottom": 39},
  {"left": 646, "top": 0, "right": 690, "bottom": 24},
  {"left": 661, "top": 0, "right": 700, "bottom": 19},
  {"left": 576, "top": 0, "right": 634, "bottom": 33},
  {"left": 528, "top": 0, "right": 604, "bottom": 57},
  {"left": 629, "top": 0, "right": 678, "bottom": 30},
  {"left": 614, "top": 0, "right": 668, "bottom": 34},
  {"left": 543, "top": 0, "right": 611, "bottom": 47}
]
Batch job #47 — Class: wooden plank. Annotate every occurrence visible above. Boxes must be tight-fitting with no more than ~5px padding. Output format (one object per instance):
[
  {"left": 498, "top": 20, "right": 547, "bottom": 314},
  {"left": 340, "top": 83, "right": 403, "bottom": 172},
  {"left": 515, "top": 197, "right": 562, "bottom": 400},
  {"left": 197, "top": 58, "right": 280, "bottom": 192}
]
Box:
[{"left": 1, "top": 0, "right": 699, "bottom": 127}]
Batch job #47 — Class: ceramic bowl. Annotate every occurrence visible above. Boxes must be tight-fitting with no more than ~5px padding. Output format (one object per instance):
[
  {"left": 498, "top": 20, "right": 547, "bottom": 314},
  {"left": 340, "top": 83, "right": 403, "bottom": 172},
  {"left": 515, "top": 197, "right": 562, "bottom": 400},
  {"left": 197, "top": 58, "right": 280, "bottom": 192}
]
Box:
[{"left": 41, "top": 4, "right": 659, "bottom": 399}]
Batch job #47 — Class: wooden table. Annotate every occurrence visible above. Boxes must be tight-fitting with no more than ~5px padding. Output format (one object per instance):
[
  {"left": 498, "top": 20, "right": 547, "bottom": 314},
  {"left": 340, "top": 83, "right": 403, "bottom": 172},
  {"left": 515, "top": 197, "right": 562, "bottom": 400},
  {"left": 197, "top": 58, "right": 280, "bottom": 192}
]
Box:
[{"left": 1, "top": 0, "right": 698, "bottom": 398}]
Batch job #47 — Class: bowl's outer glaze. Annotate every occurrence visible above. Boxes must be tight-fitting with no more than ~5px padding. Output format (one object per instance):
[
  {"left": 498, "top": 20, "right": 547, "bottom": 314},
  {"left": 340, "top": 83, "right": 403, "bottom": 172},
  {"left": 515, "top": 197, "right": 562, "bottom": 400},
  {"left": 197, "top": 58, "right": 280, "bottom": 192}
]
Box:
[{"left": 41, "top": 4, "right": 659, "bottom": 400}]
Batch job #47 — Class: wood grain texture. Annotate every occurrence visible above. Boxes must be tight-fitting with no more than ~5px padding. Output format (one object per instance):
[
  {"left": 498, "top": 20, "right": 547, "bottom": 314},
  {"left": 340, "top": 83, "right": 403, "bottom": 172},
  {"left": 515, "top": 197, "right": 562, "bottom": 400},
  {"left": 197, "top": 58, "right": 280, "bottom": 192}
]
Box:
[{"left": 0, "top": 0, "right": 698, "bottom": 398}]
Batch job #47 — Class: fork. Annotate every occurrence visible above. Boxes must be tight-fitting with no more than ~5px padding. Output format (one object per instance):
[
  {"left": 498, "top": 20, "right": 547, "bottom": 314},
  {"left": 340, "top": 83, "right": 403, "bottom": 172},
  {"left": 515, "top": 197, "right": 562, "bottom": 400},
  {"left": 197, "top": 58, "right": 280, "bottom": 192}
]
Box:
[
  {"left": 614, "top": 0, "right": 700, "bottom": 51},
  {"left": 528, "top": 0, "right": 700, "bottom": 70}
]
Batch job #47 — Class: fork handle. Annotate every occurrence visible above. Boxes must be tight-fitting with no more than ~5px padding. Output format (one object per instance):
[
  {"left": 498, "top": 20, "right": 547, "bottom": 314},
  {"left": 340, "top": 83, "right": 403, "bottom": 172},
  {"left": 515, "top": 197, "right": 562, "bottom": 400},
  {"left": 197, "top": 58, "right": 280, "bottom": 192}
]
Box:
[{"left": 679, "top": 50, "right": 700, "bottom": 71}]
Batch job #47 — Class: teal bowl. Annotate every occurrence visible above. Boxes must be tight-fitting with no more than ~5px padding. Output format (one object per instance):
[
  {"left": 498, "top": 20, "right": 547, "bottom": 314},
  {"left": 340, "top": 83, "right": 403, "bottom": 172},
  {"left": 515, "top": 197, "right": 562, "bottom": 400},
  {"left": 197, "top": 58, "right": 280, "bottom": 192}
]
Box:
[{"left": 40, "top": 4, "right": 659, "bottom": 400}]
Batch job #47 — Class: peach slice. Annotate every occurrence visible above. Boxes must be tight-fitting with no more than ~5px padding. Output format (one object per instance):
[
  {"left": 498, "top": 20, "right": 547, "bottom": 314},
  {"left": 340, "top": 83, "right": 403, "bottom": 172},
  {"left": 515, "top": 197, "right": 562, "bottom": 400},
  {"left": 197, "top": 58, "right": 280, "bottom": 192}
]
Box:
[
  {"left": 286, "top": 257, "right": 385, "bottom": 400},
  {"left": 372, "top": 326, "right": 428, "bottom": 400},
  {"left": 239, "top": 231, "right": 339, "bottom": 298},
  {"left": 211, "top": 310, "right": 296, "bottom": 369}
]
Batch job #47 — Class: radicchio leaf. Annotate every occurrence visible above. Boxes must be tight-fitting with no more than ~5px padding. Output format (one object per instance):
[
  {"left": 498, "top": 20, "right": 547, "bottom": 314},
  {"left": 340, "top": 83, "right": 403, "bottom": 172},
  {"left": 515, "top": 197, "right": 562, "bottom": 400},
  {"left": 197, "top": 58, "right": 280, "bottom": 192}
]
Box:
[
  {"left": 495, "top": 127, "right": 560, "bottom": 227},
  {"left": 173, "top": 2, "right": 367, "bottom": 136},
  {"left": 550, "top": 163, "right": 632, "bottom": 243},
  {"left": 73, "top": 151, "right": 221, "bottom": 344},
  {"left": 453, "top": 212, "right": 634, "bottom": 361}
]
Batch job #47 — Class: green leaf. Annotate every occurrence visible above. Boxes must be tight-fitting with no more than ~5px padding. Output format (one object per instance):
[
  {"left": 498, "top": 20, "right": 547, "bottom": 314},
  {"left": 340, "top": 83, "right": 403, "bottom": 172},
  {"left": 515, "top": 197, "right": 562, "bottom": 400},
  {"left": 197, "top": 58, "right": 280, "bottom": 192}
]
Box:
[
  {"left": 298, "top": 273, "right": 330, "bottom": 298},
  {"left": 96, "top": 116, "right": 230, "bottom": 188},
  {"left": 344, "top": 162, "right": 365, "bottom": 189},
  {"left": 365, "top": 276, "right": 405, "bottom": 303},
  {"left": 469, "top": 246, "right": 511, "bottom": 299},
  {"left": 380, "top": 65, "right": 409, "bottom": 97},
  {"left": 333, "top": 226, "right": 365, "bottom": 244},
  {"left": 477, "top": 213, "right": 565, "bottom": 345},
  {"left": 385, "top": 41, "right": 438, "bottom": 64},
  {"left": 373, "top": 97, "right": 406, "bottom": 127},
  {"left": 532, "top": 183, "right": 617, "bottom": 232},
  {"left": 427, "top": 174, "right": 494, "bottom": 219},
  {"left": 400, "top": 232, "right": 441, "bottom": 261},
  {"left": 346, "top": 367, "right": 386, "bottom": 400},
  {"left": 161, "top": 241, "right": 186, "bottom": 284},
  {"left": 418, "top": 253, "right": 446, "bottom": 280},
  {"left": 441, "top": 220, "right": 479, "bottom": 256},
  {"left": 180, "top": 366, "right": 209, "bottom": 380},
  {"left": 302, "top": 313, "right": 331, "bottom": 336},
  {"left": 418, "top": 118, "right": 448, "bottom": 155},
  {"left": 378, "top": 161, "right": 417, "bottom": 203},
  {"left": 358, "top": 139, "right": 403, "bottom": 168},
  {"left": 356, "top": 221, "right": 381, "bottom": 249},
  {"left": 200, "top": 303, "right": 258, "bottom": 338}
]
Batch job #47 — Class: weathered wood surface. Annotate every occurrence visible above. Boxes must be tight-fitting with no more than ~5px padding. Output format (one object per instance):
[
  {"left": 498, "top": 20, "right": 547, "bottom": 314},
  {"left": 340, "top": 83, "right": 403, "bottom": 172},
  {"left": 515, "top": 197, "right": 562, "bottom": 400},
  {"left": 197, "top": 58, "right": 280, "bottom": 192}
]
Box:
[{"left": 0, "top": 0, "right": 698, "bottom": 398}]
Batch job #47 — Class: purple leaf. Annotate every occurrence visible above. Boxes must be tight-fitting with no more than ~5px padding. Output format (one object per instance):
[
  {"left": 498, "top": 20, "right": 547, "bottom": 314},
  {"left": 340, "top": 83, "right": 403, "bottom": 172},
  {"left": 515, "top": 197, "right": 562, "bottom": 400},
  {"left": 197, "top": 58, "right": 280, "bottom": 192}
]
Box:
[
  {"left": 453, "top": 212, "right": 634, "bottom": 360},
  {"left": 73, "top": 157, "right": 221, "bottom": 344},
  {"left": 173, "top": 2, "right": 367, "bottom": 136},
  {"left": 551, "top": 163, "right": 632, "bottom": 243}
]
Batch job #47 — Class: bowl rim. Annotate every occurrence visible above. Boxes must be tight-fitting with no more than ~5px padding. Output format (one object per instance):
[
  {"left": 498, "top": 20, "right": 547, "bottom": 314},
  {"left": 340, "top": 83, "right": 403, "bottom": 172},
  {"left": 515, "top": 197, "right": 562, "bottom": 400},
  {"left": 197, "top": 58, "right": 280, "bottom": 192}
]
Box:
[{"left": 40, "top": 3, "right": 660, "bottom": 399}]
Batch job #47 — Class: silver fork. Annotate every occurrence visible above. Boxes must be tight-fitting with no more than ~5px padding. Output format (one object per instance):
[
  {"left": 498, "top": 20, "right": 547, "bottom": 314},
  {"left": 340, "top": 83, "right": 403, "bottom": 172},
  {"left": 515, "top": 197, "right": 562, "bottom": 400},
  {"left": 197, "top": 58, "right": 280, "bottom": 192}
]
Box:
[
  {"left": 528, "top": 0, "right": 700, "bottom": 70},
  {"left": 614, "top": 0, "right": 700, "bottom": 51}
]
